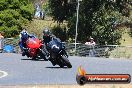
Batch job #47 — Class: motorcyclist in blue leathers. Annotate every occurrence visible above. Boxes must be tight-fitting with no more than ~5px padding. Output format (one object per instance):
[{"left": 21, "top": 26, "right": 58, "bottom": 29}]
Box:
[{"left": 19, "top": 28, "right": 34, "bottom": 56}]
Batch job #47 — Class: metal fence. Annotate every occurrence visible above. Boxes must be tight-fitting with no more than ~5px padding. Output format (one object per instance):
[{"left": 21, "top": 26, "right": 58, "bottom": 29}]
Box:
[
  {"left": 64, "top": 43, "right": 132, "bottom": 59},
  {"left": 0, "top": 38, "right": 132, "bottom": 59},
  {"left": 65, "top": 43, "right": 110, "bottom": 57}
]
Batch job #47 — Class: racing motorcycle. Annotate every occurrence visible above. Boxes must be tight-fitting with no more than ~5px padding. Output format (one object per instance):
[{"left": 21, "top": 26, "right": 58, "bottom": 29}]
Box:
[
  {"left": 47, "top": 38, "right": 72, "bottom": 68},
  {"left": 22, "top": 37, "right": 47, "bottom": 60}
]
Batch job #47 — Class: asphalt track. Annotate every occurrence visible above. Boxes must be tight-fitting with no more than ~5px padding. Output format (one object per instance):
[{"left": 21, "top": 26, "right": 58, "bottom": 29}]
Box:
[{"left": 0, "top": 53, "right": 132, "bottom": 85}]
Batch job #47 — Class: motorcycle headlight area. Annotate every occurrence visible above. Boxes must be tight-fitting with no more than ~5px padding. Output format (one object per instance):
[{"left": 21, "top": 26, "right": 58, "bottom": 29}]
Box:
[{"left": 51, "top": 45, "right": 60, "bottom": 52}]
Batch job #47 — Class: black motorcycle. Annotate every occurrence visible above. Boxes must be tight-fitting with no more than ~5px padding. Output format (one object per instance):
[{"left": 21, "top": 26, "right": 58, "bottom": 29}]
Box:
[{"left": 47, "top": 38, "right": 72, "bottom": 68}]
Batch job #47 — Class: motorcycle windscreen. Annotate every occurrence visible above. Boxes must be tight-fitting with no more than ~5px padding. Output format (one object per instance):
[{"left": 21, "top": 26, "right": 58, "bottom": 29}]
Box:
[
  {"left": 26, "top": 38, "right": 41, "bottom": 49},
  {"left": 48, "top": 39, "right": 62, "bottom": 53}
]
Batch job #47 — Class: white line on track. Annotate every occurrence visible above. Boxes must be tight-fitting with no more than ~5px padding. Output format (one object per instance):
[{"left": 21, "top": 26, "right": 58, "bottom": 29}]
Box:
[{"left": 0, "top": 70, "right": 8, "bottom": 78}]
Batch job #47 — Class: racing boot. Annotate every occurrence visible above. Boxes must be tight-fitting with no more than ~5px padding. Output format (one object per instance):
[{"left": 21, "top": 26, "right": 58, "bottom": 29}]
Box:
[
  {"left": 22, "top": 51, "right": 26, "bottom": 56},
  {"left": 44, "top": 55, "right": 49, "bottom": 61},
  {"left": 41, "top": 49, "right": 49, "bottom": 61},
  {"left": 48, "top": 57, "right": 56, "bottom": 66},
  {"left": 22, "top": 47, "right": 28, "bottom": 56}
]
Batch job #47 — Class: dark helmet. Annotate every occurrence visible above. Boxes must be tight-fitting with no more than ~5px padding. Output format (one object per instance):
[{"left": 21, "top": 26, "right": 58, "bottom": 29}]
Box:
[{"left": 43, "top": 28, "right": 51, "bottom": 36}]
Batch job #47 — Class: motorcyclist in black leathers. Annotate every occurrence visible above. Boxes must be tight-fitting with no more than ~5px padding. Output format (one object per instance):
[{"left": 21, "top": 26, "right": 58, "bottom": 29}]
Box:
[
  {"left": 43, "top": 28, "right": 52, "bottom": 46},
  {"left": 42, "top": 28, "right": 59, "bottom": 65},
  {"left": 42, "top": 28, "right": 52, "bottom": 59},
  {"left": 43, "top": 28, "right": 68, "bottom": 66}
]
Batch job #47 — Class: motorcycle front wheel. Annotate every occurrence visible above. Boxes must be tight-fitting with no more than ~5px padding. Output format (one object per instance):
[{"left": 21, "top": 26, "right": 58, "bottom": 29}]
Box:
[{"left": 60, "top": 55, "right": 72, "bottom": 68}]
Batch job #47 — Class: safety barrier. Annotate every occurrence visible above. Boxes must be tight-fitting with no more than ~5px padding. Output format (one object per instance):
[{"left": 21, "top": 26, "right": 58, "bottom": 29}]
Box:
[
  {"left": 65, "top": 43, "right": 132, "bottom": 58},
  {"left": 64, "top": 43, "right": 112, "bottom": 57},
  {"left": 1, "top": 38, "right": 132, "bottom": 59}
]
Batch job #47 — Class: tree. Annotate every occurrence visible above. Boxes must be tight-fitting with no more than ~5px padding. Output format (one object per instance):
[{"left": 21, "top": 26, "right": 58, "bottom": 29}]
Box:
[
  {"left": 0, "top": 0, "right": 34, "bottom": 37},
  {"left": 49, "top": 0, "right": 130, "bottom": 45},
  {"left": 48, "top": 0, "right": 76, "bottom": 23}
]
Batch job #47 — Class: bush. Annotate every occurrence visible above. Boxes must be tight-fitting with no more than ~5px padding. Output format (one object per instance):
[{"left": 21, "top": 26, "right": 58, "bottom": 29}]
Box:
[
  {"left": 52, "top": 25, "right": 67, "bottom": 42},
  {"left": 0, "top": 0, "right": 34, "bottom": 38}
]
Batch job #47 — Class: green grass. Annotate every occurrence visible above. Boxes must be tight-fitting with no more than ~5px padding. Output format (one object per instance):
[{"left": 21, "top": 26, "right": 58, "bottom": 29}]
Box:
[
  {"left": 108, "top": 9, "right": 132, "bottom": 59},
  {"left": 120, "top": 27, "right": 132, "bottom": 46},
  {"left": 25, "top": 18, "right": 67, "bottom": 39},
  {"left": 109, "top": 27, "right": 132, "bottom": 59},
  {"left": 25, "top": 18, "right": 58, "bottom": 38}
]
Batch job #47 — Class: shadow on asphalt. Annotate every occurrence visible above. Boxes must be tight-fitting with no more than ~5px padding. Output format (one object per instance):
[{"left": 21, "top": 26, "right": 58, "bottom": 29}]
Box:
[
  {"left": 45, "top": 66, "right": 69, "bottom": 69},
  {"left": 21, "top": 59, "right": 47, "bottom": 61},
  {"left": 21, "top": 59, "right": 32, "bottom": 60}
]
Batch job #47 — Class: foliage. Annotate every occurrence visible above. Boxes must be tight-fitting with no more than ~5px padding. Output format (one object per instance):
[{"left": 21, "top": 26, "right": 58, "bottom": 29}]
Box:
[
  {"left": 24, "top": 19, "right": 58, "bottom": 39},
  {"left": 42, "top": 0, "right": 50, "bottom": 16},
  {"left": 52, "top": 25, "right": 67, "bottom": 42},
  {"left": 0, "top": 0, "right": 34, "bottom": 37},
  {"left": 48, "top": 0, "right": 76, "bottom": 23},
  {"left": 49, "top": 0, "right": 131, "bottom": 45}
]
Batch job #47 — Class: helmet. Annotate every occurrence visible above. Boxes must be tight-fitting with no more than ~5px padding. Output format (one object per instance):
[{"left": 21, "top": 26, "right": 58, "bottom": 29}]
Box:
[
  {"left": 21, "top": 31, "right": 28, "bottom": 39},
  {"left": 43, "top": 28, "right": 51, "bottom": 36}
]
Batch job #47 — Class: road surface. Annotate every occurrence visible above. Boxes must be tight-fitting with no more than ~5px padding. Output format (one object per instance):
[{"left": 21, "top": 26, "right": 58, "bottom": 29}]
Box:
[{"left": 0, "top": 53, "right": 132, "bottom": 85}]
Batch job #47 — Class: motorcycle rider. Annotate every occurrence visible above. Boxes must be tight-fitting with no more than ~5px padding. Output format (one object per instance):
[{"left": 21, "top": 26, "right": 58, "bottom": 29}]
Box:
[
  {"left": 19, "top": 28, "right": 34, "bottom": 56},
  {"left": 43, "top": 28, "right": 68, "bottom": 66},
  {"left": 42, "top": 28, "right": 58, "bottom": 65},
  {"left": 43, "top": 28, "right": 61, "bottom": 46},
  {"left": 42, "top": 28, "right": 52, "bottom": 56},
  {"left": 43, "top": 28, "right": 52, "bottom": 46}
]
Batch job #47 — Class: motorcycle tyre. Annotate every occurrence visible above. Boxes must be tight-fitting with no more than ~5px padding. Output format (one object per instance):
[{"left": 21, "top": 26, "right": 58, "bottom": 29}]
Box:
[{"left": 60, "top": 56, "right": 72, "bottom": 68}]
